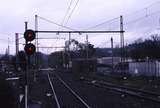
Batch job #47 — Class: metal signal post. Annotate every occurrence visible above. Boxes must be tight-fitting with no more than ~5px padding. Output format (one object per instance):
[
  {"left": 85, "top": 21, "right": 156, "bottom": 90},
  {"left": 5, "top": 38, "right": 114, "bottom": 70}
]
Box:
[
  {"left": 24, "top": 21, "right": 28, "bottom": 108},
  {"left": 111, "top": 37, "right": 114, "bottom": 73},
  {"left": 24, "top": 23, "right": 36, "bottom": 108}
]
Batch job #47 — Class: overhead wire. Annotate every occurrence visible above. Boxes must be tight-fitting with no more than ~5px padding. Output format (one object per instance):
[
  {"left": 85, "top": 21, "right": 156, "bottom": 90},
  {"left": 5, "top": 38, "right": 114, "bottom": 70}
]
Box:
[
  {"left": 36, "top": 15, "right": 70, "bottom": 53},
  {"left": 124, "top": 10, "right": 160, "bottom": 25},
  {"left": 89, "top": 4, "right": 160, "bottom": 48},
  {"left": 35, "top": 1, "right": 160, "bottom": 50},
  {"left": 37, "top": 15, "right": 76, "bottom": 31},
  {"left": 39, "top": 36, "right": 65, "bottom": 53},
  {"left": 85, "top": 17, "right": 120, "bottom": 30},
  {"left": 124, "top": 0, "right": 160, "bottom": 17},
  {"left": 84, "top": 1, "right": 160, "bottom": 31},
  {"left": 64, "top": 0, "right": 80, "bottom": 26},
  {"left": 61, "top": 0, "right": 74, "bottom": 27}
]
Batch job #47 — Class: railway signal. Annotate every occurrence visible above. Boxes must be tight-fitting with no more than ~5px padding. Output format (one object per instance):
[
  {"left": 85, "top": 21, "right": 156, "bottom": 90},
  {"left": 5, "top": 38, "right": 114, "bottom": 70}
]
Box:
[
  {"left": 24, "top": 43, "right": 36, "bottom": 55},
  {"left": 24, "top": 29, "right": 36, "bottom": 55},
  {"left": 24, "top": 29, "right": 35, "bottom": 42}
]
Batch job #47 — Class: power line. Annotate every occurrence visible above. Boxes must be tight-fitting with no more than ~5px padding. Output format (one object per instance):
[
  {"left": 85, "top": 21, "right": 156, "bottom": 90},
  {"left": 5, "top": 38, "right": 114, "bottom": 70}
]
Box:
[
  {"left": 124, "top": 0, "right": 160, "bottom": 17},
  {"left": 85, "top": 17, "right": 120, "bottom": 30},
  {"left": 84, "top": 1, "right": 160, "bottom": 31},
  {"left": 61, "top": 0, "right": 74, "bottom": 27},
  {"left": 37, "top": 15, "right": 76, "bottom": 31},
  {"left": 64, "top": 0, "right": 80, "bottom": 26},
  {"left": 124, "top": 9, "right": 160, "bottom": 25},
  {"left": 94, "top": 7, "right": 160, "bottom": 31},
  {"left": 123, "top": 1, "right": 160, "bottom": 25}
]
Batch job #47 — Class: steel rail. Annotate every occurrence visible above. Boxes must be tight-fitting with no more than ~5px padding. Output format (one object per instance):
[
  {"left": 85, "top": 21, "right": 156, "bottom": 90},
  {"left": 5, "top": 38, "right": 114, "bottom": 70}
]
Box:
[
  {"left": 54, "top": 73, "right": 91, "bottom": 108},
  {"left": 47, "top": 73, "right": 61, "bottom": 108},
  {"left": 83, "top": 78, "right": 160, "bottom": 103}
]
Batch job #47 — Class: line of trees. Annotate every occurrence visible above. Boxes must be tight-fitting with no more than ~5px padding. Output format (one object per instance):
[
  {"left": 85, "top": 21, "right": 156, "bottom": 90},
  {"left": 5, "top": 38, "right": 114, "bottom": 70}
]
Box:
[
  {"left": 48, "top": 43, "right": 95, "bottom": 68},
  {"left": 126, "top": 34, "right": 160, "bottom": 61}
]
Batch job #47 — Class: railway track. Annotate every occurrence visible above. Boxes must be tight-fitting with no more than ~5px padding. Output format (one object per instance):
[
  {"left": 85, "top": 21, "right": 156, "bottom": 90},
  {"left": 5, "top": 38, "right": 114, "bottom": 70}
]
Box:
[
  {"left": 82, "top": 77, "right": 160, "bottom": 103},
  {"left": 47, "top": 72, "right": 91, "bottom": 108}
]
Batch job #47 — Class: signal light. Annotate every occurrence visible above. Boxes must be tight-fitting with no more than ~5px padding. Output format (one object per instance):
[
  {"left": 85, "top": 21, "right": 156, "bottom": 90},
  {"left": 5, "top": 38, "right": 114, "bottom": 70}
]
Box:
[
  {"left": 24, "top": 29, "right": 36, "bottom": 55},
  {"left": 24, "top": 29, "right": 35, "bottom": 42},
  {"left": 24, "top": 43, "right": 36, "bottom": 55}
]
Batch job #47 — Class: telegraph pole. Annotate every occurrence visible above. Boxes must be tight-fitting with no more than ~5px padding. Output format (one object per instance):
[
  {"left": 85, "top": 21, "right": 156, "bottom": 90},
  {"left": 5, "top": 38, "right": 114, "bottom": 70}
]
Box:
[
  {"left": 63, "top": 49, "right": 66, "bottom": 68},
  {"left": 34, "top": 15, "right": 38, "bottom": 82},
  {"left": 15, "top": 33, "right": 19, "bottom": 72},
  {"left": 120, "top": 16, "right": 124, "bottom": 73},
  {"left": 68, "top": 32, "right": 71, "bottom": 68},
  {"left": 15, "top": 33, "right": 19, "bottom": 55},
  {"left": 7, "top": 38, "right": 10, "bottom": 55},
  {"left": 35, "top": 15, "right": 39, "bottom": 69},
  {"left": 86, "top": 34, "right": 89, "bottom": 59},
  {"left": 120, "top": 16, "right": 124, "bottom": 62},
  {"left": 24, "top": 21, "right": 28, "bottom": 108},
  {"left": 111, "top": 37, "right": 114, "bottom": 73}
]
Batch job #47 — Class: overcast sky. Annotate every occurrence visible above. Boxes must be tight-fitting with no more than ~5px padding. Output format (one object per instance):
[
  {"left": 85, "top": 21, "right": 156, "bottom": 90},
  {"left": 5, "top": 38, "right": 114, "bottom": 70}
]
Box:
[{"left": 0, "top": 0, "right": 160, "bottom": 54}]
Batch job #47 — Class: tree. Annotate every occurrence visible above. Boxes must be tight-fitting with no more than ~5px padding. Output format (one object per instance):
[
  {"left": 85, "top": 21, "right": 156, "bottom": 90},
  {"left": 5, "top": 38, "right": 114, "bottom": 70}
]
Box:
[
  {"left": 17, "top": 51, "right": 27, "bottom": 71},
  {"left": 32, "top": 52, "right": 48, "bottom": 68},
  {"left": 65, "top": 39, "right": 95, "bottom": 59},
  {"left": 127, "top": 35, "right": 160, "bottom": 60},
  {"left": 48, "top": 51, "right": 63, "bottom": 68}
]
